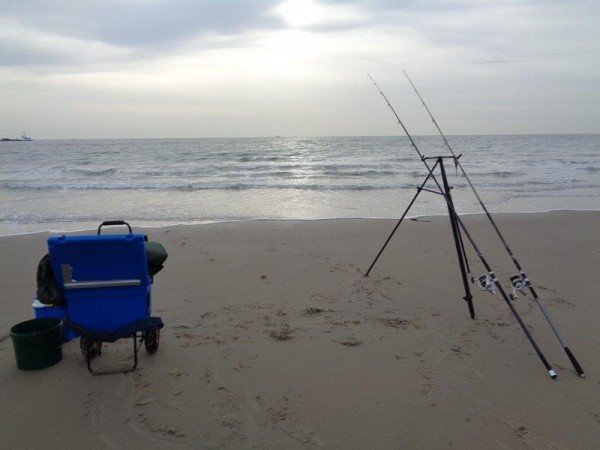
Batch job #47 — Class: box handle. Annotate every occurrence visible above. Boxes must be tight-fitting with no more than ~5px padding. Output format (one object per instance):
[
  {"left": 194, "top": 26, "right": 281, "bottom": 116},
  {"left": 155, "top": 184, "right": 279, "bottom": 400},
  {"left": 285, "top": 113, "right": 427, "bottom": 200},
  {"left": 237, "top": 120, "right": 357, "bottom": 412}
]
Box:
[
  {"left": 64, "top": 279, "right": 141, "bottom": 290},
  {"left": 97, "top": 221, "right": 132, "bottom": 235}
]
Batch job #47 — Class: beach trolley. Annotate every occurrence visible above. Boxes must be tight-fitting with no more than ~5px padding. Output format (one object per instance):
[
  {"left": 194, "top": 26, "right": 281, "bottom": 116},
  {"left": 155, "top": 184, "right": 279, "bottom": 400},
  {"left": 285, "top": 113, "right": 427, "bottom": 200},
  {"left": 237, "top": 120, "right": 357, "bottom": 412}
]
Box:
[{"left": 47, "top": 221, "right": 164, "bottom": 374}]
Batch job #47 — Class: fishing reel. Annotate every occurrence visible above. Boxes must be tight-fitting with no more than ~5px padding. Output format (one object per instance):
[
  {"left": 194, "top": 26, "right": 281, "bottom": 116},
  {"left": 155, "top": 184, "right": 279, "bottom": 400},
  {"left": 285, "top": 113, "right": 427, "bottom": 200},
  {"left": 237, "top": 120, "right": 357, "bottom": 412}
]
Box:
[
  {"left": 509, "top": 275, "right": 528, "bottom": 300},
  {"left": 472, "top": 274, "right": 496, "bottom": 294}
]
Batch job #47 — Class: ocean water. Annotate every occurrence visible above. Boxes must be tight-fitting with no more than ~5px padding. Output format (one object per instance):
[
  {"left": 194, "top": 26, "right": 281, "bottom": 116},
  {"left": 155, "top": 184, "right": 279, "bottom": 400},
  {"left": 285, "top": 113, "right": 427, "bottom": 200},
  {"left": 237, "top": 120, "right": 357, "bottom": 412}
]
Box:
[{"left": 1, "top": 135, "right": 599, "bottom": 235}]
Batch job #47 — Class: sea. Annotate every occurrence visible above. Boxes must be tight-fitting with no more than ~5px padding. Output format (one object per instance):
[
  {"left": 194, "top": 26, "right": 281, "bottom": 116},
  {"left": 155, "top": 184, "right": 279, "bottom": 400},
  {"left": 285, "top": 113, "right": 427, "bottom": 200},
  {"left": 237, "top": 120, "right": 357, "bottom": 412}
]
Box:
[{"left": 1, "top": 135, "right": 599, "bottom": 235}]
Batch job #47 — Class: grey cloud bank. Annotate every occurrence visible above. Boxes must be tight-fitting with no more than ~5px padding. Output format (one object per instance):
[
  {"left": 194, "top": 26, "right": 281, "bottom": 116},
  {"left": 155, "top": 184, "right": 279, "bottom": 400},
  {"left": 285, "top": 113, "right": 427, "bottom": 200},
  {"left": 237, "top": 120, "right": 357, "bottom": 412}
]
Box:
[{"left": 1, "top": 0, "right": 599, "bottom": 138}]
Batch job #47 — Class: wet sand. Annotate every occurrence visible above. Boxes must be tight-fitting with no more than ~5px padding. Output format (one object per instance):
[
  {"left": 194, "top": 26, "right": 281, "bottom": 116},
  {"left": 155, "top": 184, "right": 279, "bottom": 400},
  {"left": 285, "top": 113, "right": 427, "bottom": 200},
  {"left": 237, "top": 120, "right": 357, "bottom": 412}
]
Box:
[{"left": 0, "top": 211, "right": 599, "bottom": 449}]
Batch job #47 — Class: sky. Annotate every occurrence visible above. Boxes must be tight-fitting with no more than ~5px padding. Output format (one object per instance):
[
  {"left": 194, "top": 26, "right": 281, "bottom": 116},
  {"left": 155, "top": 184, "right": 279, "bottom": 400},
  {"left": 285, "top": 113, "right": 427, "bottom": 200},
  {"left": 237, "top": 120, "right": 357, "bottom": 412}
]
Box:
[{"left": 1, "top": 0, "right": 599, "bottom": 138}]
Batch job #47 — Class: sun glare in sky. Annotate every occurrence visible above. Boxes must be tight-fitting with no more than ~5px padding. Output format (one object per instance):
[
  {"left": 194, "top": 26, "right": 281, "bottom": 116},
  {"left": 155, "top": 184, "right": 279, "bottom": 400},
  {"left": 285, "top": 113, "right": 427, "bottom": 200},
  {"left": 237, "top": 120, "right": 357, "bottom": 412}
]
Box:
[
  {"left": 275, "top": 0, "right": 325, "bottom": 27},
  {"left": 273, "top": 0, "right": 362, "bottom": 27}
]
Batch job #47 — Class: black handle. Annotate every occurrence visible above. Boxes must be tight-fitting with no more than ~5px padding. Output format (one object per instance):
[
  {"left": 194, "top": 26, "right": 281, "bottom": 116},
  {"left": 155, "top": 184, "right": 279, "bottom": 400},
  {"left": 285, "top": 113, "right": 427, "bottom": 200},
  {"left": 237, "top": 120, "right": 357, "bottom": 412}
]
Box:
[{"left": 97, "top": 220, "right": 132, "bottom": 235}]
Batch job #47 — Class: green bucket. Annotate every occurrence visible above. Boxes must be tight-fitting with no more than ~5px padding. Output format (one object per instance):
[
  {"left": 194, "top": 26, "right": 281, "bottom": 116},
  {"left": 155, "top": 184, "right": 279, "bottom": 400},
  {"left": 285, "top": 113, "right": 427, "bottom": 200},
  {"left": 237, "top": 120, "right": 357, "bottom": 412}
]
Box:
[{"left": 10, "top": 318, "right": 63, "bottom": 370}]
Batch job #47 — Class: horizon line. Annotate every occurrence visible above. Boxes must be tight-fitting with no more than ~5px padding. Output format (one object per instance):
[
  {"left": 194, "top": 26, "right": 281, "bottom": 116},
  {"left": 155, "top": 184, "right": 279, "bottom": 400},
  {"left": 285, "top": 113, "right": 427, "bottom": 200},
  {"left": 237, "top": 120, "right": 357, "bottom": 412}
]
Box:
[{"left": 5, "top": 132, "right": 600, "bottom": 141}]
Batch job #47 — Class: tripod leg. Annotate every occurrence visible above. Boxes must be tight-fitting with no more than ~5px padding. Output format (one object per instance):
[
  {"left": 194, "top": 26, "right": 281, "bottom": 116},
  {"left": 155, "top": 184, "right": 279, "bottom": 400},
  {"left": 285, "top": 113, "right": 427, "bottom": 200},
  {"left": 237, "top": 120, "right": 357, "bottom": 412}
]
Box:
[
  {"left": 365, "top": 160, "right": 439, "bottom": 276},
  {"left": 450, "top": 210, "right": 475, "bottom": 318},
  {"left": 365, "top": 187, "right": 422, "bottom": 276},
  {"left": 439, "top": 159, "right": 475, "bottom": 319}
]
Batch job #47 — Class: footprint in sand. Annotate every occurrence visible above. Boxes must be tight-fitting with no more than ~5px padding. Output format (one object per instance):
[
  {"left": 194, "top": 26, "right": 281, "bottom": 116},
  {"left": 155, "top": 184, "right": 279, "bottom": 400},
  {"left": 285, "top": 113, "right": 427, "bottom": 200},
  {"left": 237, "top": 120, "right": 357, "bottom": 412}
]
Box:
[
  {"left": 150, "top": 425, "right": 185, "bottom": 438},
  {"left": 221, "top": 413, "right": 242, "bottom": 429},
  {"left": 340, "top": 338, "right": 362, "bottom": 346},
  {"left": 418, "top": 383, "right": 432, "bottom": 395},
  {"left": 168, "top": 369, "right": 186, "bottom": 379},
  {"left": 269, "top": 323, "right": 293, "bottom": 341},
  {"left": 305, "top": 306, "right": 325, "bottom": 315},
  {"left": 233, "top": 363, "right": 246, "bottom": 372}
]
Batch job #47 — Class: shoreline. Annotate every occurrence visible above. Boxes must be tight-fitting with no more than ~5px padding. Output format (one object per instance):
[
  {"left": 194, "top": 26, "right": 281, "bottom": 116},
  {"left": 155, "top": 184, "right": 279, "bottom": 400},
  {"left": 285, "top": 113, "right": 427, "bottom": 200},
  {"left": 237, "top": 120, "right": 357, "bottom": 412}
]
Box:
[{"left": 1, "top": 207, "right": 600, "bottom": 238}]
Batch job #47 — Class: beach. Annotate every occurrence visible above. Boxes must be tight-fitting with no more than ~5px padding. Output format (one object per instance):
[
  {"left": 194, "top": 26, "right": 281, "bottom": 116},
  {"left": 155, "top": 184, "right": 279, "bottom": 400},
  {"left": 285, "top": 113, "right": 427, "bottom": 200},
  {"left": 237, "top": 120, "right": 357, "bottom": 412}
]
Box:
[{"left": 0, "top": 211, "right": 598, "bottom": 449}]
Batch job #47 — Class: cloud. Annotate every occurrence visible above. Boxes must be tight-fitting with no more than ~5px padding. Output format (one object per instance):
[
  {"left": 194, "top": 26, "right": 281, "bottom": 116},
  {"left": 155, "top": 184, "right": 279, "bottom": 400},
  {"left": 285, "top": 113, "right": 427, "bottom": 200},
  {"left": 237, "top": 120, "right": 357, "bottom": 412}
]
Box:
[
  {"left": 1, "top": 0, "right": 599, "bottom": 137},
  {"left": 3, "top": 1, "right": 282, "bottom": 47},
  {"left": 0, "top": 18, "right": 136, "bottom": 68}
]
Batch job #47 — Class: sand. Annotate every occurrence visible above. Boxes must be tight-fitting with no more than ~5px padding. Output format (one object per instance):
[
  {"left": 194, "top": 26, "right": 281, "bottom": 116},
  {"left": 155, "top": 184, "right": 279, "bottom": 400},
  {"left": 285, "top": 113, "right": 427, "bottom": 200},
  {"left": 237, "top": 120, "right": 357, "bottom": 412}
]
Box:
[{"left": 0, "top": 211, "right": 599, "bottom": 449}]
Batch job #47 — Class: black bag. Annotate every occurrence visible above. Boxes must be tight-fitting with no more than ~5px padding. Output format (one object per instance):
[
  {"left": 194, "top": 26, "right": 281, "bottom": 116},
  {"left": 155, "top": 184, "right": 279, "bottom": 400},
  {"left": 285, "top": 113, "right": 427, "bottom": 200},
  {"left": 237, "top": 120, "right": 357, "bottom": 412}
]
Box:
[
  {"left": 145, "top": 241, "right": 168, "bottom": 277},
  {"left": 36, "top": 253, "right": 65, "bottom": 306}
]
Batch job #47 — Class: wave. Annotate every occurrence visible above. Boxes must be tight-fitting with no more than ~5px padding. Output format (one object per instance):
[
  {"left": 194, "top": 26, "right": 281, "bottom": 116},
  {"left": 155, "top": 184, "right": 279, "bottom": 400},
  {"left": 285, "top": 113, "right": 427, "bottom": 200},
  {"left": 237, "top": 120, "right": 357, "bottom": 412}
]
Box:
[
  {"left": 57, "top": 163, "right": 404, "bottom": 180},
  {"left": 5, "top": 177, "right": 599, "bottom": 192},
  {"left": 1, "top": 181, "right": 414, "bottom": 192},
  {"left": 238, "top": 155, "right": 281, "bottom": 162},
  {"left": 67, "top": 167, "right": 119, "bottom": 176},
  {"left": 475, "top": 170, "right": 525, "bottom": 178}
]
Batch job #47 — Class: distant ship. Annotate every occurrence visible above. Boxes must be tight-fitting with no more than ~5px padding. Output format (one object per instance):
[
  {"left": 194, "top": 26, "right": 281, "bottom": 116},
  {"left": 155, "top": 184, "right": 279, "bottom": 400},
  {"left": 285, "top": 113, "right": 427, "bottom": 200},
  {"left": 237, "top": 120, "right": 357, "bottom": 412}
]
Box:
[{"left": 1, "top": 132, "right": 32, "bottom": 142}]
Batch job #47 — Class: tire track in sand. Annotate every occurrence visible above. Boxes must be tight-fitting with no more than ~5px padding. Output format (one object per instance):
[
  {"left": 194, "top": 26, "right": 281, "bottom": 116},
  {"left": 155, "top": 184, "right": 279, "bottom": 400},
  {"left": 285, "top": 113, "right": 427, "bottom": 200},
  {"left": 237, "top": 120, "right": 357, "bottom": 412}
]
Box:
[{"left": 92, "top": 373, "right": 195, "bottom": 449}]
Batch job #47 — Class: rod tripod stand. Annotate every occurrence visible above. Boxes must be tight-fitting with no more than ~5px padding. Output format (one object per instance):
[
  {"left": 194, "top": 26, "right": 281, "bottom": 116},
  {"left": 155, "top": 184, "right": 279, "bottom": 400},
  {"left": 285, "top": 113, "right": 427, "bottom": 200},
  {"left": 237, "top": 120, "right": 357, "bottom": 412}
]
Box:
[
  {"left": 364, "top": 155, "right": 558, "bottom": 379},
  {"left": 365, "top": 156, "right": 474, "bottom": 319}
]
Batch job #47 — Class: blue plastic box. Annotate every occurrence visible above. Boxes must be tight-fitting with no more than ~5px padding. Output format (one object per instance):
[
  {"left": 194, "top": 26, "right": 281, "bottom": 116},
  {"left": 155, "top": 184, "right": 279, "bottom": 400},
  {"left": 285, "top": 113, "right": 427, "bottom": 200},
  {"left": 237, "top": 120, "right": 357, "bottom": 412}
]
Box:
[
  {"left": 47, "top": 234, "right": 151, "bottom": 333},
  {"left": 32, "top": 299, "right": 80, "bottom": 342}
]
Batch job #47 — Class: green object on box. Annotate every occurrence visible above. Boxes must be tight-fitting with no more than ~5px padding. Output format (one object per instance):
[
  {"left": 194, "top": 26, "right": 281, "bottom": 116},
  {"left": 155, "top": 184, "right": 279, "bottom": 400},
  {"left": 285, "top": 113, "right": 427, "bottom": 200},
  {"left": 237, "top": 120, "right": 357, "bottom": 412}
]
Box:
[{"left": 145, "top": 241, "right": 168, "bottom": 276}]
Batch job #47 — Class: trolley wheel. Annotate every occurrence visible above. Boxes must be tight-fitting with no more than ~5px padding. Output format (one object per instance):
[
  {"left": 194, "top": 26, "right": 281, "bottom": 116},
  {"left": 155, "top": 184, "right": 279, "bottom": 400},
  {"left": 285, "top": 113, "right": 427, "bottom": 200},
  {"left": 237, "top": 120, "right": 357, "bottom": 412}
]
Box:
[
  {"left": 144, "top": 328, "right": 160, "bottom": 354},
  {"left": 80, "top": 337, "right": 102, "bottom": 358}
]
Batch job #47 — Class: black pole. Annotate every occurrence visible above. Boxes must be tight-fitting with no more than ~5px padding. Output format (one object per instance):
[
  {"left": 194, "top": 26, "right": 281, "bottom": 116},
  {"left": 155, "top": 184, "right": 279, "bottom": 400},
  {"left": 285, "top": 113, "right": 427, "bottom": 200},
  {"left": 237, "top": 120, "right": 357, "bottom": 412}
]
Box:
[
  {"left": 456, "top": 223, "right": 471, "bottom": 274},
  {"left": 365, "top": 159, "right": 439, "bottom": 276},
  {"left": 402, "top": 69, "right": 584, "bottom": 378},
  {"left": 439, "top": 158, "right": 475, "bottom": 319}
]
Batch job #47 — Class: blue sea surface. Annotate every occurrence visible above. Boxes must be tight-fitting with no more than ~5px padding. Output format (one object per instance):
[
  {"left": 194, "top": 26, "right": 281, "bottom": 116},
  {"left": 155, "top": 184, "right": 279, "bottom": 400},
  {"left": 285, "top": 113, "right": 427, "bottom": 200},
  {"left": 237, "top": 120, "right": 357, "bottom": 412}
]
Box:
[{"left": 1, "top": 135, "right": 599, "bottom": 234}]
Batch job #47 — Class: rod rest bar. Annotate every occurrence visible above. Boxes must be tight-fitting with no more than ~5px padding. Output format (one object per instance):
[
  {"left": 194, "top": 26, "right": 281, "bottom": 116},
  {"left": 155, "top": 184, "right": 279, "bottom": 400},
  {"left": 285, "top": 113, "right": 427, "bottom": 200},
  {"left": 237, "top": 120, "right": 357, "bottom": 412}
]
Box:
[
  {"left": 64, "top": 279, "right": 141, "bottom": 290},
  {"left": 422, "top": 155, "right": 462, "bottom": 161},
  {"left": 419, "top": 187, "right": 444, "bottom": 196}
]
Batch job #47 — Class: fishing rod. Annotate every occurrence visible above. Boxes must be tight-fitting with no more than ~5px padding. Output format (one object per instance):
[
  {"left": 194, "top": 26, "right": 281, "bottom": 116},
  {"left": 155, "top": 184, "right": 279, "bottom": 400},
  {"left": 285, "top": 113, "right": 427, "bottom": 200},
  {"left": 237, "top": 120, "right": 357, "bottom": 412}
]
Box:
[
  {"left": 366, "top": 74, "right": 449, "bottom": 202},
  {"left": 402, "top": 69, "right": 585, "bottom": 378},
  {"left": 366, "top": 74, "right": 557, "bottom": 378},
  {"left": 452, "top": 200, "right": 556, "bottom": 378}
]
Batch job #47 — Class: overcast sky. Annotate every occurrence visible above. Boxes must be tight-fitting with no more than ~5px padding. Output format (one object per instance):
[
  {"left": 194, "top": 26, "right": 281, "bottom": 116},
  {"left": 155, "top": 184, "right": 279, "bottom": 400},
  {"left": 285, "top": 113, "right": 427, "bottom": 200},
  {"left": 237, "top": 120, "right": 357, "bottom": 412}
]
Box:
[{"left": 1, "top": 0, "right": 599, "bottom": 138}]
